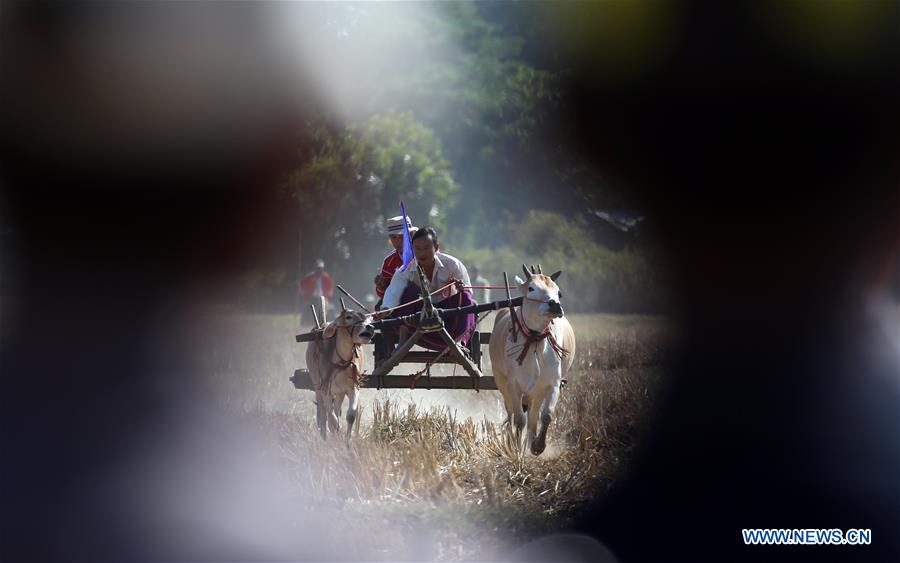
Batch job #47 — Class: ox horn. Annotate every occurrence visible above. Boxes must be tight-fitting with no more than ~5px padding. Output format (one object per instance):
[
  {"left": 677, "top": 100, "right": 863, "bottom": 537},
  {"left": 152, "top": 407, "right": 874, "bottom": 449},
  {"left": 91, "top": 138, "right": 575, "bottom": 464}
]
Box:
[
  {"left": 530, "top": 264, "right": 537, "bottom": 274},
  {"left": 339, "top": 297, "right": 346, "bottom": 310},
  {"left": 537, "top": 264, "right": 543, "bottom": 274},
  {"left": 522, "top": 264, "right": 533, "bottom": 279}
]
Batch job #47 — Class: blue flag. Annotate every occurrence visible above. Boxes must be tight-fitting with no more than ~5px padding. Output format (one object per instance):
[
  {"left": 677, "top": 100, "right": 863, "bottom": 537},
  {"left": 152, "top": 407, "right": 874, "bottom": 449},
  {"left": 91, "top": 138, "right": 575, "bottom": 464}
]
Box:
[{"left": 399, "top": 201, "right": 415, "bottom": 272}]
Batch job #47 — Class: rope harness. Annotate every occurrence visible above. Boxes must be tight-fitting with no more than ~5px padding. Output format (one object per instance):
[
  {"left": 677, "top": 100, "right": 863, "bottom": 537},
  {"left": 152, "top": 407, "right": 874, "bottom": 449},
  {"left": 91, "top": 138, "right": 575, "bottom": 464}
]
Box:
[
  {"left": 375, "top": 282, "right": 505, "bottom": 317},
  {"left": 510, "top": 306, "right": 569, "bottom": 366},
  {"left": 374, "top": 281, "right": 457, "bottom": 316},
  {"left": 312, "top": 325, "right": 367, "bottom": 392}
]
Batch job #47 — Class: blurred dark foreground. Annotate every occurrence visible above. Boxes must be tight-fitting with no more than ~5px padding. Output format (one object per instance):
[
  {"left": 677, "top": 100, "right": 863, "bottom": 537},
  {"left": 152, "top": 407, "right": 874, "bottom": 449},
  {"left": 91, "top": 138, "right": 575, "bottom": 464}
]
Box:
[{"left": 2, "top": 3, "right": 898, "bottom": 562}]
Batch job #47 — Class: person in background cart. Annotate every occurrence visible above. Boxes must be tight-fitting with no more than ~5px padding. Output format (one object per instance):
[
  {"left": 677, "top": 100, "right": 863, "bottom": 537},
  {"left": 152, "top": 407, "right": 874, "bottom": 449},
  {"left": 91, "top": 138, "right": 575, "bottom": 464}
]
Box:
[
  {"left": 297, "top": 259, "right": 334, "bottom": 325},
  {"left": 469, "top": 264, "right": 491, "bottom": 304}
]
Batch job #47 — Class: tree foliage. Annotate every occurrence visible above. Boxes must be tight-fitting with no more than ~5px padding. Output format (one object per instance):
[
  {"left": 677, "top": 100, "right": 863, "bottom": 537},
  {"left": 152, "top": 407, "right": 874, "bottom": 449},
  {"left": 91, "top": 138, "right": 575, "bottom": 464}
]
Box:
[
  {"left": 282, "top": 111, "right": 456, "bottom": 290},
  {"left": 457, "top": 211, "right": 663, "bottom": 314},
  {"left": 254, "top": 3, "right": 658, "bottom": 312}
]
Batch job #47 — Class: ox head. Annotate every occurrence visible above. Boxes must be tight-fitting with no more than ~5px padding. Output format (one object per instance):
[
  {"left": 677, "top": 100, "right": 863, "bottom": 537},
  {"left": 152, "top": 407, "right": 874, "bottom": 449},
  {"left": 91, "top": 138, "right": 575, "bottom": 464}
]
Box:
[
  {"left": 323, "top": 308, "right": 376, "bottom": 344},
  {"left": 515, "top": 264, "right": 564, "bottom": 318}
]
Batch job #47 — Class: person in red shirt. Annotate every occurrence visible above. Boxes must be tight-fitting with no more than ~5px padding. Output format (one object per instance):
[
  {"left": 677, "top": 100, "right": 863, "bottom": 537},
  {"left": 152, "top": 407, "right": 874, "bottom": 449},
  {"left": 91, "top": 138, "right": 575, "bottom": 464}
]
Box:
[
  {"left": 372, "top": 216, "right": 415, "bottom": 360},
  {"left": 374, "top": 215, "right": 416, "bottom": 310},
  {"left": 298, "top": 259, "right": 334, "bottom": 323}
]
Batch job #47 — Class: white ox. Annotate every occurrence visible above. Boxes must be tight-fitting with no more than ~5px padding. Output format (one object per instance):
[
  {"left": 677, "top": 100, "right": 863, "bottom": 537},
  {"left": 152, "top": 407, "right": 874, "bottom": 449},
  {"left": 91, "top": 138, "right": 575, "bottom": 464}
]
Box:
[
  {"left": 489, "top": 265, "right": 576, "bottom": 455},
  {"left": 306, "top": 308, "right": 375, "bottom": 441}
]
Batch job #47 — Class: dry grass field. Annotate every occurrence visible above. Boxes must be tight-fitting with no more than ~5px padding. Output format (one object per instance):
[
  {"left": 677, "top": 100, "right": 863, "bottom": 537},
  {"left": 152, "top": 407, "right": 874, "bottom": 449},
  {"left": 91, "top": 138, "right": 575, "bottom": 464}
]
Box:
[{"left": 194, "top": 311, "right": 669, "bottom": 560}]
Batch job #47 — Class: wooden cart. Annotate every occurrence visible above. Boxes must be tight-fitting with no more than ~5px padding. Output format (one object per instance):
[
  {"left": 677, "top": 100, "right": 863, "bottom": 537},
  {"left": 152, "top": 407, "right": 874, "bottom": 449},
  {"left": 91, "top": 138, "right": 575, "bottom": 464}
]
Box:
[{"left": 290, "top": 267, "right": 525, "bottom": 392}]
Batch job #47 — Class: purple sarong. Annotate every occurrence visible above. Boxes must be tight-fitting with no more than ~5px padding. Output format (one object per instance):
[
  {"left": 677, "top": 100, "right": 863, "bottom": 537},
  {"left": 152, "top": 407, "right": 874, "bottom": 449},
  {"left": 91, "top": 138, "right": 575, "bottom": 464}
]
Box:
[{"left": 390, "top": 283, "right": 476, "bottom": 351}]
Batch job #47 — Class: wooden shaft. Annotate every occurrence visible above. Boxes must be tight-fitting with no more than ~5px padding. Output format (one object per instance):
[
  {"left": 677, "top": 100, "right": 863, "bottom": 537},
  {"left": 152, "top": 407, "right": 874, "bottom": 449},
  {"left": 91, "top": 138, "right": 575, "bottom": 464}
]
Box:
[
  {"left": 291, "top": 370, "right": 566, "bottom": 391},
  {"left": 416, "top": 264, "right": 435, "bottom": 316},
  {"left": 310, "top": 304, "right": 321, "bottom": 329},
  {"left": 436, "top": 327, "right": 483, "bottom": 384},
  {"left": 503, "top": 271, "right": 517, "bottom": 342},
  {"left": 370, "top": 328, "right": 423, "bottom": 379},
  {"left": 291, "top": 369, "right": 499, "bottom": 390},
  {"left": 297, "top": 297, "right": 522, "bottom": 339},
  {"left": 336, "top": 285, "right": 372, "bottom": 313},
  {"left": 368, "top": 297, "right": 522, "bottom": 329}
]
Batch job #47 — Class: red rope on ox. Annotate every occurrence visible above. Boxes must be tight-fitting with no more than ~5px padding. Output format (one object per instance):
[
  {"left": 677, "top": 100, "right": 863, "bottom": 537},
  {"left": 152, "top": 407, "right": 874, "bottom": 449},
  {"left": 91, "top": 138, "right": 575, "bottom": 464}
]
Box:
[
  {"left": 513, "top": 309, "right": 569, "bottom": 366},
  {"left": 313, "top": 326, "right": 367, "bottom": 390},
  {"left": 335, "top": 352, "right": 366, "bottom": 387},
  {"left": 375, "top": 281, "right": 457, "bottom": 316}
]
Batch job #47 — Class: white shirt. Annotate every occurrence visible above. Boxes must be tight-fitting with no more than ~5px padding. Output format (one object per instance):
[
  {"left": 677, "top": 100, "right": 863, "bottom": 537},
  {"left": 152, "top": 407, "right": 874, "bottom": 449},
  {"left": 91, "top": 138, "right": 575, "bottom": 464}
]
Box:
[{"left": 382, "top": 252, "right": 471, "bottom": 309}]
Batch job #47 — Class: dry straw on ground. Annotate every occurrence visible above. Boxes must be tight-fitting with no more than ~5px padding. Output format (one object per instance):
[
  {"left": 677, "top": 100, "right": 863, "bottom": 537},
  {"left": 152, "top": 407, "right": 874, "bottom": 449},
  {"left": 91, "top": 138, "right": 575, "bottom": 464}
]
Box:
[{"left": 198, "top": 312, "right": 667, "bottom": 560}]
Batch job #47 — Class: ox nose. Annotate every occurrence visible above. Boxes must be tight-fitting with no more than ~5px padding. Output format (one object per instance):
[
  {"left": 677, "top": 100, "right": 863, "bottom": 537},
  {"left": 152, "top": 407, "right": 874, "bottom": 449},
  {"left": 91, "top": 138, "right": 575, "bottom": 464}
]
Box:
[
  {"left": 547, "top": 299, "right": 563, "bottom": 316},
  {"left": 359, "top": 324, "right": 375, "bottom": 338}
]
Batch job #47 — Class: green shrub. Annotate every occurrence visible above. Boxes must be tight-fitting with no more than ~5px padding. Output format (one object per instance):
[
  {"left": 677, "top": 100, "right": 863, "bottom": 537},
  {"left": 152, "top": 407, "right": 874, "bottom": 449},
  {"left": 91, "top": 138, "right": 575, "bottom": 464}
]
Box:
[{"left": 448, "top": 211, "right": 663, "bottom": 313}]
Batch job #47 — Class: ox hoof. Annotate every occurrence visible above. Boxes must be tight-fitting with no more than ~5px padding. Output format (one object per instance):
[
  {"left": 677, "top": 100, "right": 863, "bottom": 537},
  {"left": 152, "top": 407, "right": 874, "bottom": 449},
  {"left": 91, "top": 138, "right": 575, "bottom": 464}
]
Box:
[{"left": 531, "top": 440, "right": 546, "bottom": 456}]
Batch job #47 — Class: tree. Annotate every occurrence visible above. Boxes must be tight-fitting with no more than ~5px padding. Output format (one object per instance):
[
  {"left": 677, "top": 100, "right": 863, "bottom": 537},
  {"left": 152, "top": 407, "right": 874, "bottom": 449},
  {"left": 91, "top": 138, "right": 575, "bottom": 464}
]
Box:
[
  {"left": 251, "top": 3, "right": 656, "bottom": 311},
  {"left": 281, "top": 111, "right": 457, "bottom": 296}
]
